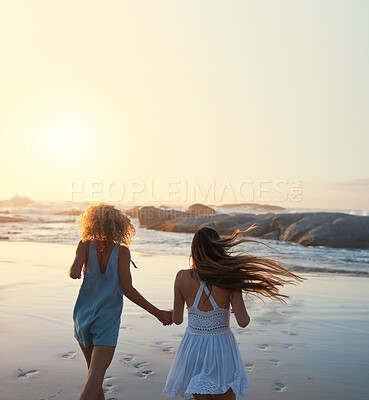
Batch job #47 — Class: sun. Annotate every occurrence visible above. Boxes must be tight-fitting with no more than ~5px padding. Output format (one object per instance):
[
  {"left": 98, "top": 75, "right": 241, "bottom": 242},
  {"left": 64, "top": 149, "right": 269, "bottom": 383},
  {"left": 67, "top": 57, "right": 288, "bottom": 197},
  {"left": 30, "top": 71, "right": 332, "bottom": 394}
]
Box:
[
  {"left": 35, "top": 118, "right": 94, "bottom": 164},
  {"left": 44, "top": 123, "right": 85, "bottom": 158}
]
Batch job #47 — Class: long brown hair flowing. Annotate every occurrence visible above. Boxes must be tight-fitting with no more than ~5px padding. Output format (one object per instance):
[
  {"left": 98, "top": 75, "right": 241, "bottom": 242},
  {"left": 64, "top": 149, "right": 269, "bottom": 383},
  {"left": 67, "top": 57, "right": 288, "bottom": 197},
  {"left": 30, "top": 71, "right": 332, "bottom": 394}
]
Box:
[{"left": 191, "top": 226, "right": 303, "bottom": 303}]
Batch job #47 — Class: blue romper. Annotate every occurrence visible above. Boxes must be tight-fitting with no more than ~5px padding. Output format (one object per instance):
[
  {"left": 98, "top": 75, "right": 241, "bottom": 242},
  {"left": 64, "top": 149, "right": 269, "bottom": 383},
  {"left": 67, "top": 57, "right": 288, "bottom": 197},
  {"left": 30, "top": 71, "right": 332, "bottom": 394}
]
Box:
[{"left": 73, "top": 241, "right": 123, "bottom": 347}]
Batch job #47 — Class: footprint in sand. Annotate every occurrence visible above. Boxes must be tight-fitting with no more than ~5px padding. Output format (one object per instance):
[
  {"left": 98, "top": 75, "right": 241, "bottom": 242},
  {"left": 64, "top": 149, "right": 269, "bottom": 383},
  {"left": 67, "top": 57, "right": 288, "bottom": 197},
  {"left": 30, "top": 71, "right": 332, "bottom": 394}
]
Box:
[
  {"left": 283, "top": 343, "right": 293, "bottom": 349},
  {"left": 258, "top": 330, "right": 270, "bottom": 336},
  {"left": 235, "top": 328, "right": 249, "bottom": 336},
  {"left": 259, "top": 319, "right": 272, "bottom": 326},
  {"left": 103, "top": 376, "right": 115, "bottom": 394},
  {"left": 18, "top": 369, "right": 39, "bottom": 378},
  {"left": 162, "top": 346, "right": 174, "bottom": 353},
  {"left": 138, "top": 370, "right": 153, "bottom": 378},
  {"left": 61, "top": 351, "right": 76, "bottom": 359},
  {"left": 40, "top": 391, "right": 62, "bottom": 400},
  {"left": 257, "top": 344, "right": 270, "bottom": 351},
  {"left": 120, "top": 354, "right": 135, "bottom": 364},
  {"left": 244, "top": 363, "right": 254, "bottom": 372},
  {"left": 120, "top": 324, "right": 133, "bottom": 330},
  {"left": 270, "top": 359, "right": 280, "bottom": 366},
  {"left": 134, "top": 362, "right": 149, "bottom": 369},
  {"left": 155, "top": 341, "right": 175, "bottom": 353},
  {"left": 155, "top": 341, "right": 170, "bottom": 346},
  {"left": 127, "top": 360, "right": 153, "bottom": 378},
  {"left": 121, "top": 355, "right": 153, "bottom": 378},
  {"left": 274, "top": 382, "right": 286, "bottom": 392},
  {"left": 103, "top": 384, "right": 113, "bottom": 393},
  {"left": 281, "top": 330, "right": 296, "bottom": 336}
]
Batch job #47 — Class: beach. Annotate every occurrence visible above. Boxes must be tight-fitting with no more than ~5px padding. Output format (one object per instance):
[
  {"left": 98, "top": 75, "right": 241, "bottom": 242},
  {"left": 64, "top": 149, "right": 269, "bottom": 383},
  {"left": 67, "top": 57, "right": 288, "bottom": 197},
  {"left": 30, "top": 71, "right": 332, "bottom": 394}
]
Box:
[{"left": 0, "top": 240, "right": 368, "bottom": 400}]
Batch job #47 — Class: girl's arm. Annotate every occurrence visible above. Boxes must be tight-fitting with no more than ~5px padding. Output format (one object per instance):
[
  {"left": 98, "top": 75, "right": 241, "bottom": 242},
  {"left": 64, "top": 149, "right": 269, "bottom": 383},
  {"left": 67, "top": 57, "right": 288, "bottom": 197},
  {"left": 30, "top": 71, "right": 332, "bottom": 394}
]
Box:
[
  {"left": 118, "top": 246, "right": 172, "bottom": 326},
  {"left": 231, "top": 290, "right": 250, "bottom": 328},
  {"left": 68, "top": 240, "right": 87, "bottom": 279},
  {"left": 172, "top": 270, "right": 186, "bottom": 325}
]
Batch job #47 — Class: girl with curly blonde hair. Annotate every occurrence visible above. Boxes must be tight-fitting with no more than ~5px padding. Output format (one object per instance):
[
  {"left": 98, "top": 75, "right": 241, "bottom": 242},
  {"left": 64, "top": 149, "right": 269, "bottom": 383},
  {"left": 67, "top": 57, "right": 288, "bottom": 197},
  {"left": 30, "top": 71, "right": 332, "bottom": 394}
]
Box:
[{"left": 69, "top": 203, "right": 172, "bottom": 400}]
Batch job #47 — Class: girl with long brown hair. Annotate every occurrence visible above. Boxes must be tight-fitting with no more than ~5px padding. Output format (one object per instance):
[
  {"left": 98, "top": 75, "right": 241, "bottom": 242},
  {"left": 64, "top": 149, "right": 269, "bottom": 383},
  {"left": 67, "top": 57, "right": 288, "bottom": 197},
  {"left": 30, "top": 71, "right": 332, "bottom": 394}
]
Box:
[{"left": 163, "top": 226, "right": 302, "bottom": 400}]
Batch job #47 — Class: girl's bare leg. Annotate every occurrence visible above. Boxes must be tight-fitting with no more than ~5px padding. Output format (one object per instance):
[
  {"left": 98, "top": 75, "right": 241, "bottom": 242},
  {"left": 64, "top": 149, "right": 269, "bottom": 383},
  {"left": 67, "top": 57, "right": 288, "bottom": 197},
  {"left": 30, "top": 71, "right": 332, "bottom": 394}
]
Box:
[
  {"left": 79, "top": 344, "right": 115, "bottom": 400},
  {"left": 79, "top": 343, "right": 105, "bottom": 400},
  {"left": 193, "top": 388, "right": 236, "bottom": 400},
  {"left": 214, "top": 388, "right": 236, "bottom": 400}
]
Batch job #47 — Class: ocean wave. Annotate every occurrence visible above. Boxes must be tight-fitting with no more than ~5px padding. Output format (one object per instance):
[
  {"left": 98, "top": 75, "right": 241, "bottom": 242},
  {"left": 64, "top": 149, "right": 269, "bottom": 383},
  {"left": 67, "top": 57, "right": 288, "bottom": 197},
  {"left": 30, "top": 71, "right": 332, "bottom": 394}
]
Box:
[
  {"left": 1, "top": 204, "right": 369, "bottom": 278},
  {"left": 289, "top": 265, "right": 369, "bottom": 277}
]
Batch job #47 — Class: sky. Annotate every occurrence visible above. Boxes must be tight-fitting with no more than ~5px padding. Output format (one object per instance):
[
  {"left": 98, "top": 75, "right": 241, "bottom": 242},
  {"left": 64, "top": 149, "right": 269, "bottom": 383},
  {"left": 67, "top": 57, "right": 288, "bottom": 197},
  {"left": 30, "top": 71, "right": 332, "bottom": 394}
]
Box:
[{"left": 0, "top": 1, "right": 368, "bottom": 210}]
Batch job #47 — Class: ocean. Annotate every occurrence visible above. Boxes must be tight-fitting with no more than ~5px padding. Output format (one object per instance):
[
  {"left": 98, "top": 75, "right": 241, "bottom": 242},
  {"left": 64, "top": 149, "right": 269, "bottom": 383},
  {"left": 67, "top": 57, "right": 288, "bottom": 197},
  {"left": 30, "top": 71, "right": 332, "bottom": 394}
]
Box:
[{"left": 1, "top": 202, "right": 368, "bottom": 277}]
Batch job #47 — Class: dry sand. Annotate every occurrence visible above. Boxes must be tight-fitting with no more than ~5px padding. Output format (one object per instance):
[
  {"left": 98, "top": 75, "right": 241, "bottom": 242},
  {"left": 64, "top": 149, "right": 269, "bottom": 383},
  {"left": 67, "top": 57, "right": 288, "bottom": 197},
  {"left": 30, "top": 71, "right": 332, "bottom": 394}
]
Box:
[{"left": 0, "top": 241, "right": 368, "bottom": 400}]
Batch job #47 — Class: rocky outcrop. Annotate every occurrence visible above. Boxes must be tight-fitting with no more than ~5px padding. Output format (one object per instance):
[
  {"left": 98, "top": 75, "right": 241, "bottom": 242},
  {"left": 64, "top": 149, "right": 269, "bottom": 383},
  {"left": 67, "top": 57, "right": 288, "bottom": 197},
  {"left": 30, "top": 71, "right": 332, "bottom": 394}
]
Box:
[
  {"left": 186, "top": 204, "right": 216, "bottom": 215},
  {"left": 218, "top": 203, "right": 285, "bottom": 211},
  {"left": 137, "top": 207, "right": 369, "bottom": 249},
  {"left": 124, "top": 205, "right": 142, "bottom": 219},
  {"left": 283, "top": 213, "right": 369, "bottom": 248},
  {"left": 137, "top": 206, "right": 185, "bottom": 229},
  {"left": 0, "top": 215, "right": 26, "bottom": 223},
  {"left": 54, "top": 210, "right": 82, "bottom": 216},
  {"left": 0, "top": 195, "right": 34, "bottom": 207}
]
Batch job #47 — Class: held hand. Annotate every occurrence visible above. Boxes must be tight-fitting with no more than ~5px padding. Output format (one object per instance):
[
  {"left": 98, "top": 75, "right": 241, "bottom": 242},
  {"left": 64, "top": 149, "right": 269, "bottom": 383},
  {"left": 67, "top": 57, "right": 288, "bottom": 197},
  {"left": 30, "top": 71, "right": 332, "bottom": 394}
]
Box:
[{"left": 156, "top": 310, "right": 173, "bottom": 326}]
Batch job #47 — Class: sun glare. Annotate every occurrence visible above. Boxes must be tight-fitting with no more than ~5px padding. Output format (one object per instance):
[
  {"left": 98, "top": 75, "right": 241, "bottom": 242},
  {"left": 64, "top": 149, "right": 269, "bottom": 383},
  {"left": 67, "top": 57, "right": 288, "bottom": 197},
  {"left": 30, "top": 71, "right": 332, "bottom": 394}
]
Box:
[
  {"left": 35, "top": 118, "right": 94, "bottom": 164},
  {"left": 45, "top": 124, "right": 85, "bottom": 157}
]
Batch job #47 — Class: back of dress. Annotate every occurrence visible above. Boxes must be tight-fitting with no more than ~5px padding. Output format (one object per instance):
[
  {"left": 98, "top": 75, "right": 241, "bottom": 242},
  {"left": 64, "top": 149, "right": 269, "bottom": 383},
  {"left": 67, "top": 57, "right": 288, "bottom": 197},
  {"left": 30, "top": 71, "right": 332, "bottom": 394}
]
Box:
[
  {"left": 187, "top": 280, "right": 231, "bottom": 335},
  {"left": 163, "top": 273, "right": 250, "bottom": 398},
  {"left": 73, "top": 241, "right": 123, "bottom": 347}
]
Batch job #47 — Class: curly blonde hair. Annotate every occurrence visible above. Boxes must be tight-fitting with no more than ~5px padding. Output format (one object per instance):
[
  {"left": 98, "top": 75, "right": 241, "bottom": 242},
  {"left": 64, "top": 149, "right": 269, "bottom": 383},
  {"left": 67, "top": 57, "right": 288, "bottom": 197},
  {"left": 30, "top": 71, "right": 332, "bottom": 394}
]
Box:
[{"left": 76, "top": 203, "right": 135, "bottom": 246}]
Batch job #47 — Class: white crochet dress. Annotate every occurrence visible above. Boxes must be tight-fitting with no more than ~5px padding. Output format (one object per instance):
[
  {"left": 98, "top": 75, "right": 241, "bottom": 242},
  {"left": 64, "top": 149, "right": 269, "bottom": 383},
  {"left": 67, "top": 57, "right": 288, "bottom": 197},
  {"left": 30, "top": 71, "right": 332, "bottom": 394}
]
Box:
[{"left": 163, "top": 276, "right": 250, "bottom": 398}]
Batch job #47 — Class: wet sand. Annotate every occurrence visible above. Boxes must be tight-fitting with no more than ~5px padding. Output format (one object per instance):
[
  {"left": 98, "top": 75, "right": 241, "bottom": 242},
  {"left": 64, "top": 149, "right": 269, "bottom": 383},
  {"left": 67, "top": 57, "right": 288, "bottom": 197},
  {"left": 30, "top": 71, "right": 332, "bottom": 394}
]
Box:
[{"left": 0, "top": 241, "right": 368, "bottom": 400}]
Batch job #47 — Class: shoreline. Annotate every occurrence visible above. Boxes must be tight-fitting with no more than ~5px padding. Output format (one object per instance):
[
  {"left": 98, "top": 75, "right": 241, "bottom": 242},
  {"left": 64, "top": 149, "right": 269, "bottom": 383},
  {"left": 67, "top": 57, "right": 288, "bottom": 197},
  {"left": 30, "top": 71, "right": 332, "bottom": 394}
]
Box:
[
  {"left": 0, "top": 241, "right": 368, "bottom": 399},
  {"left": 2, "top": 235, "right": 369, "bottom": 278}
]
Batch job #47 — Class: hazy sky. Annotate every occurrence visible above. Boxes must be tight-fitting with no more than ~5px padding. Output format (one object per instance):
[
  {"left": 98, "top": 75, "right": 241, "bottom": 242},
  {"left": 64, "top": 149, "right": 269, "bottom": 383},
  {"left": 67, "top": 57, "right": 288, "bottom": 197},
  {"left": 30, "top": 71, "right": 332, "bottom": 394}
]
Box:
[{"left": 1, "top": 1, "right": 368, "bottom": 210}]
